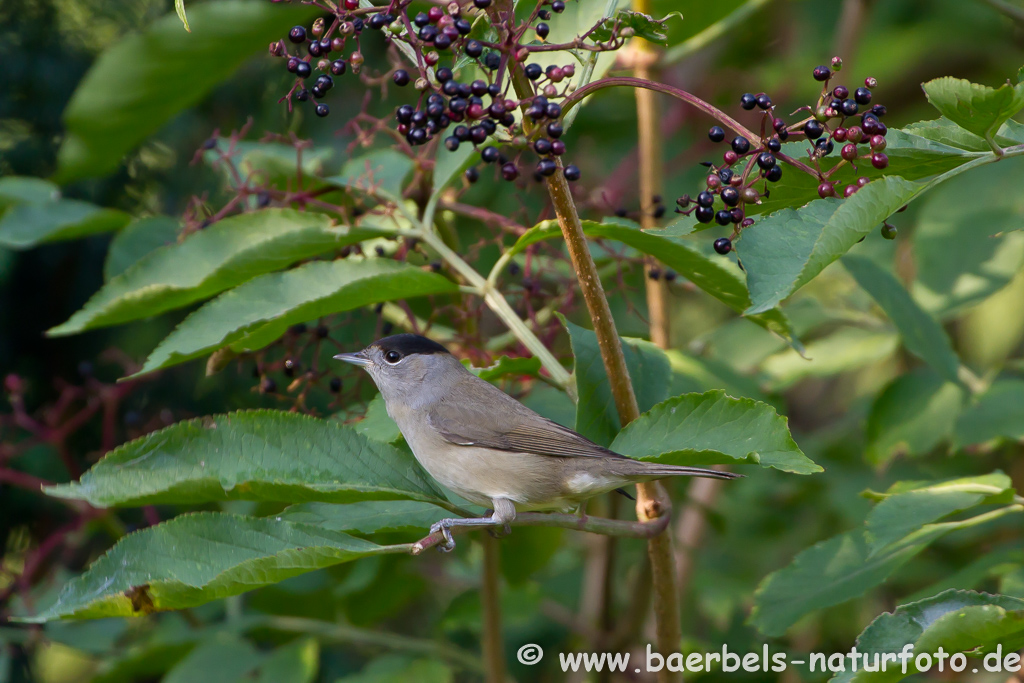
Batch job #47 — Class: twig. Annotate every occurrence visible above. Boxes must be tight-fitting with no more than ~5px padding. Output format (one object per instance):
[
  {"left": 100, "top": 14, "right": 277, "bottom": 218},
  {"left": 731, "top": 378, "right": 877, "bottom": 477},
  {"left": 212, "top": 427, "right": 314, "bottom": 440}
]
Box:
[{"left": 411, "top": 510, "right": 672, "bottom": 554}]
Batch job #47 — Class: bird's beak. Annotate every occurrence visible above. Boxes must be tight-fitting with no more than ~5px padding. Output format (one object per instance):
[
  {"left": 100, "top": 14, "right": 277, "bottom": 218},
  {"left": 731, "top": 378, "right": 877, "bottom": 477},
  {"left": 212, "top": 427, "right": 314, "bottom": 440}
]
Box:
[{"left": 333, "top": 351, "right": 371, "bottom": 367}]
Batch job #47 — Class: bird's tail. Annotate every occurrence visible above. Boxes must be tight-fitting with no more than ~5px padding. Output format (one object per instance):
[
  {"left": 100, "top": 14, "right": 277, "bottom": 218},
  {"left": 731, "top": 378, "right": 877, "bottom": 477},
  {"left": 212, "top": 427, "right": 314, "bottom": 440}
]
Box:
[{"left": 610, "top": 458, "right": 742, "bottom": 481}]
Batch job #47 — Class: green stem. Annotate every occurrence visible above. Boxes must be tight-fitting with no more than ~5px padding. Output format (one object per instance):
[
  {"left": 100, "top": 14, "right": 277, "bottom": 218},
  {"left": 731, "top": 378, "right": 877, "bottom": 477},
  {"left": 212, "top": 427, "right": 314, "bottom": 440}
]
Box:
[
  {"left": 254, "top": 616, "right": 485, "bottom": 673},
  {"left": 388, "top": 198, "right": 571, "bottom": 387}
]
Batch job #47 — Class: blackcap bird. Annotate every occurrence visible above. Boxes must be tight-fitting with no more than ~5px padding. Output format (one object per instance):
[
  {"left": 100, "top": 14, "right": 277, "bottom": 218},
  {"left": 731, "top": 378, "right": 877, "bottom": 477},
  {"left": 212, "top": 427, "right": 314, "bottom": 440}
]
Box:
[{"left": 336, "top": 334, "right": 739, "bottom": 550}]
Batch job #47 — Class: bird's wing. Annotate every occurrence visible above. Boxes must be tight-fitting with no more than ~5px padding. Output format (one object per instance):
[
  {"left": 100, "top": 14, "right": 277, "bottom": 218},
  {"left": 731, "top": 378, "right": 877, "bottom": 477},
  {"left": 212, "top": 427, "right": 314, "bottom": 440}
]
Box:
[{"left": 425, "top": 384, "right": 622, "bottom": 459}]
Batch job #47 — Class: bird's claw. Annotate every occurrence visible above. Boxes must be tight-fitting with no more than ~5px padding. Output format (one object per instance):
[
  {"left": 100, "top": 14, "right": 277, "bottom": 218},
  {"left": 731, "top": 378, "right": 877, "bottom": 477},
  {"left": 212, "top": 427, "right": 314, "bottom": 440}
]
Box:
[{"left": 430, "top": 519, "right": 457, "bottom": 552}]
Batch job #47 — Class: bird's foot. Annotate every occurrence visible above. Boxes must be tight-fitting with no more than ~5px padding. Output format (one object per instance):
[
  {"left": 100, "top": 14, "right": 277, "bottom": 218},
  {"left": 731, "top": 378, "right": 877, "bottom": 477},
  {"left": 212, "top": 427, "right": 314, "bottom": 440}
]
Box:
[
  {"left": 429, "top": 519, "right": 457, "bottom": 552},
  {"left": 488, "top": 523, "right": 512, "bottom": 539}
]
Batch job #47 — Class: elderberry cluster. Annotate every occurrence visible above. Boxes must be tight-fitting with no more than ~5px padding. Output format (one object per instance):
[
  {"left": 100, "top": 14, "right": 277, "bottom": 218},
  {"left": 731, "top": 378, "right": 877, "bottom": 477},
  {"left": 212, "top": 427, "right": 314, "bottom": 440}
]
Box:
[
  {"left": 679, "top": 57, "right": 892, "bottom": 255},
  {"left": 270, "top": 0, "right": 597, "bottom": 185}
]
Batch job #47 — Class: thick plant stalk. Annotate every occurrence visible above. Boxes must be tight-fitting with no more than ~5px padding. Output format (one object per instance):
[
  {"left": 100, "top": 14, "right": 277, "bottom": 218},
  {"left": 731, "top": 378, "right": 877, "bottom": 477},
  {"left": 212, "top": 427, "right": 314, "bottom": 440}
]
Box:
[
  {"left": 630, "top": 4, "right": 681, "bottom": 677},
  {"left": 486, "top": 0, "right": 680, "bottom": 672},
  {"left": 481, "top": 535, "right": 506, "bottom": 683}
]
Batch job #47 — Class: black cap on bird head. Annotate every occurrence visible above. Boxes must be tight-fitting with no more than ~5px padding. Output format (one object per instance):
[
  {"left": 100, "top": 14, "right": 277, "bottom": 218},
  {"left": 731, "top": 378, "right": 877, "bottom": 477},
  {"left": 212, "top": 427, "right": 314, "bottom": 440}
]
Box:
[{"left": 371, "top": 334, "right": 450, "bottom": 357}]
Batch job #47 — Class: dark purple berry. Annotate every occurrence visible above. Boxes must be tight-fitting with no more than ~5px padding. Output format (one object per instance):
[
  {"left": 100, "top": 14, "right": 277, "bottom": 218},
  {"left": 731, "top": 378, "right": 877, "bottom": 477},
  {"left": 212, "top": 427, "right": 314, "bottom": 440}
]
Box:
[
  {"left": 261, "top": 377, "right": 277, "bottom": 393},
  {"left": 854, "top": 87, "right": 872, "bottom": 105},
  {"left": 767, "top": 137, "right": 782, "bottom": 153},
  {"left": 720, "top": 187, "right": 739, "bottom": 206},
  {"left": 536, "top": 22, "right": 550, "bottom": 39},
  {"left": 871, "top": 152, "right": 889, "bottom": 169},
  {"left": 308, "top": 41, "right": 322, "bottom": 57},
  {"left": 757, "top": 152, "right": 776, "bottom": 170},
  {"left": 444, "top": 136, "right": 460, "bottom": 151},
  {"left": 329, "top": 377, "right": 342, "bottom": 393},
  {"left": 740, "top": 93, "right": 756, "bottom": 110},
  {"left": 481, "top": 146, "right": 499, "bottom": 163},
  {"left": 295, "top": 61, "right": 312, "bottom": 79},
  {"left": 330, "top": 59, "right": 347, "bottom": 75},
  {"left": 715, "top": 209, "right": 732, "bottom": 226},
  {"left": 534, "top": 138, "right": 553, "bottom": 155},
  {"left": 545, "top": 102, "right": 562, "bottom": 119},
  {"left": 296, "top": 88, "right": 309, "bottom": 101},
  {"left": 708, "top": 126, "right": 725, "bottom": 143},
  {"left": 396, "top": 104, "right": 414, "bottom": 124},
  {"left": 552, "top": 0, "right": 565, "bottom": 11},
  {"left": 718, "top": 168, "right": 734, "bottom": 183},
  {"left": 537, "top": 159, "right": 557, "bottom": 176},
  {"left": 286, "top": 57, "right": 300, "bottom": 73},
  {"left": 813, "top": 65, "right": 832, "bottom": 81},
  {"left": 456, "top": 19, "right": 472, "bottom": 35},
  {"left": 765, "top": 165, "right": 783, "bottom": 182},
  {"left": 695, "top": 205, "right": 715, "bottom": 223},
  {"left": 714, "top": 237, "right": 732, "bottom": 254},
  {"left": 804, "top": 120, "right": 823, "bottom": 140},
  {"left": 731, "top": 136, "right": 750, "bottom": 154},
  {"left": 502, "top": 162, "right": 519, "bottom": 180},
  {"left": 756, "top": 93, "right": 772, "bottom": 109},
  {"left": 465, "top": 39, "right": 483, "bottom": 58},
  {"left": 551, "top": 140, "right": 566, "bottom": 155},
  {"left": 547, "top": 122, "right": 564, "bottom": 138},
  {"left": 288, "top": 26, "right": 307, "bottom": 43},
  {"left": 697, "top": 191, "right": 715, "bottom": 207},
  {"left": 841, "top": 99, "right": 858, "bottom": 116},
  {"left": 484, "top": 52, "right": 500, "bottom": 70},
  {"left": 832, "top": 85, "right": 849, "bottom": 99},
  {"left": 474, "top": 0, "right": 492, "bottom": 7},
  {"left": 465, "top": 167, "right": 479, "bottom": 183},
  {"left": 563, "top": 164, "right": 581, "bottom": 181}
]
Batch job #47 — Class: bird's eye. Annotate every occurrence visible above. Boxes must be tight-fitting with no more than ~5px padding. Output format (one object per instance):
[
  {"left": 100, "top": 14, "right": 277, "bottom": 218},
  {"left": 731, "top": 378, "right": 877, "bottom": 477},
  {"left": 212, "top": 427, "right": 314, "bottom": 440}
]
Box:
[{"left": 384, "top": 350, "right": 402, "bottom": 364}]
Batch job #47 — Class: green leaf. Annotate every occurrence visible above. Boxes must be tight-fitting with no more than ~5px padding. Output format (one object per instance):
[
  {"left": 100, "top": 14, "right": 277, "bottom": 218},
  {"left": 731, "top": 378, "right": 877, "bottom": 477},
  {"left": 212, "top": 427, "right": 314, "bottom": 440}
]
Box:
[
  {"left": 102, "top": 216, "right": 180, "bottom": 281},
  {"left": 923, "top": 71, "right": 1024, "bottom": 143},
  {"left": 173, "top": 0, "right": 190, "bottom": 32},
  {"left": 337, "top": 656, "right": 453, "bottom": 683},
  {"left": 347, "top": 394, "right": 403, "bottom": 444},
  {"left": 133, "top": 258, "right": 456, "bottom": 376},
  {"left": 23, "top": 512, "right": 406, "bottom": 621},
  {"left": 864, "top": 473, "right": 1013, "bottom": 553},
  {"left": 761, "top": 327, "right": 899, "bottom": 390},
  {"left": 45, "top": 410, "right": 449, "bottom": 508},
  {"left": 561, "top": 316, "right": 672, "bottom": 447},
  {"left": 590, "top": 10, "right": 684, "bottom": 44},
  {"left": 327, "top": 149, "right": 416, "bottom": 200},
  {"left": 432, "top": 141, "right": 478, "bottom": 197},
  {"left": 469, "top": 355, "right": 543, "bottom": 382},
  {"left": 0, "top": 200, "right": 129, "bottom": 250},
  {"left": 752, "top": 126, "right": 987, "bottom": 218},
  {"left": 751, "top": 497, "right": 1022, "bottom": 636},
  {"left": 954, "top": 379, "right": 1024, "bottom": 448},
  {"left": 203, "top": 139, "right": 332, "bottom": 190},
  {"left": 829, "top": 590, "right": 1024, "bottom": 683},
  {"left": 912, "top": 158, "right": 1024, "bottom": 316},
  {"left": 49, "top": 209, "right": 380, "bottom": 336},
  {"left": 843, "top": 255, "right": 962, "bottom": 383},
  {"left": 511, "top": 219, "right": 797, "bottom": 345},
  {"left": 865, "top": 369, "right": 965, "bottom": 465},
  {"left": 739, "top": 177, "right": 926, "bottom": 314},
  {"left": 277, "top": 501, "right": 448, "bottom": 535},
  {"left": 611, "top": 390, "right": 819, "bottom": 474},
  {"left": 162, "top": 634, "right": 255, "bottom": 683},
  {"left": 0, "top": 176, "right": 59, "bottom": 211},
  {"left": 54, "top": 1, "right": 319, "bottom": 183}
]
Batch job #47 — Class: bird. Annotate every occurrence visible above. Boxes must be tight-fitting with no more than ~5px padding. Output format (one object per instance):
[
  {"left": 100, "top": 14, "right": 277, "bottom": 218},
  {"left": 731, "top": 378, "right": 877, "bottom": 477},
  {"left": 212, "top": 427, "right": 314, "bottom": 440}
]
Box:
[{"left": 335, "top": 333, "right": 740, "bottom": 550}]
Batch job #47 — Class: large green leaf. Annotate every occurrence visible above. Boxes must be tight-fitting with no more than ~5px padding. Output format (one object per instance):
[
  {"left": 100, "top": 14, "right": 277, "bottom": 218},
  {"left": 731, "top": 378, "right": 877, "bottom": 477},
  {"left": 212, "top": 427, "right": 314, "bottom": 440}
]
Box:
[
  {"left": 512, "top": 219, "right": 797, "bottom": 344},
  {"left": 49, "top": 209, "right": 379, "bottom": 336},
  {"left": 739, "top": 177, "right": 926, "bottom": 315},
  {"left": 954, "top": 379, "right": 1024, "bottom": 448},
  {"left": 54, "top": 1, "right": 319, "bottom": 183},
  {"left": 911, "top": 159, "right": 1024, "bottom": 316},
  {"left": 23, "top": 512, "right": 407, "bottom": 621},
  {"left": 829, "top": 590, "right": 1024, "bottom": 683},
  {"left": 0, "top": 200, "right": 129, "bottom": 249},
  {"left": 561, "top": 316, "right": 672, "bottom": 447},
  {"left": 45, "top": 410, "right": 449, "bottom": 508},
  {"left": 843, "top": 255, "right": 962, "bottom": 383},
  {"left": 611, "top": 390, "right": 820, "bottom": 475},
  {"left": 133, "top": 258, "right": 456, "bottom": 376},
  {"left": 751, "top": 487, "right": 1022, "bottom": 636},
  {"left": 103, "top": 216, "right": 181, "bottom": 281},
  {"left": 923, "top": 71, "right": 1024, "bottom": 142},
  {"left": 865, "top": 369, "right": 965, "bottom": 465}
]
